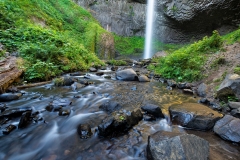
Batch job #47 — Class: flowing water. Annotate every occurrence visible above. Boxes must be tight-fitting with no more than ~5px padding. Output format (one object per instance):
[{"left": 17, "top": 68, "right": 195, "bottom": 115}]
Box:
[
  {"left": 144, "top": 0, "right": 155, "bottom": 59},
  {"left": 0, "top": 70, "right": 239, "bottom": 160}
]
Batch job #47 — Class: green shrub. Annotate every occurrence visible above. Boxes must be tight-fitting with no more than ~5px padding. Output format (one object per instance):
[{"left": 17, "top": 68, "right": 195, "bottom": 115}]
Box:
[
  {"left": 149, "top": 30, "right": 223, "bottom": 82},
  {"left": 234, "top": 67, "right": 240, "bottom": 75}
]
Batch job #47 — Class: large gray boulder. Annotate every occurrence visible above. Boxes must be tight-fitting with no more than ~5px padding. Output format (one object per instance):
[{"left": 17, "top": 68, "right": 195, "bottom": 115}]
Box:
[
  {"left": 116, "top": 68, "right": 138, "bottom": 81},
  {"left": 147, "top": 131, "right": 209, "bottom": 160},
  {"left": 75, "top": 0, "right": 240, "bottom": 43},
  {"left": 169, "top": 103, "right": 223, "bottom": 130},
  {"left": 214, "top": 115, "right": 240, "bottom": 143},
  {"left": 98, "top": 109, "right": 143, "bottom": 137},
  {"left": 217, "top": 74, "right": 240, "bottom": 100}
]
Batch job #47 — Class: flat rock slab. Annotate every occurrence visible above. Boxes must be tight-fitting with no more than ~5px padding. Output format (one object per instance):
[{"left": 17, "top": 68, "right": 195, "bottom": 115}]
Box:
[
  {"left": 214, "top": 115, "right": 240, "bottom": 143},
  {"left": 147, "top": 131, "right": 209, "bottom": 160},
  {"left": 169, "top": 103, "right": 223, "bottom": 130}
]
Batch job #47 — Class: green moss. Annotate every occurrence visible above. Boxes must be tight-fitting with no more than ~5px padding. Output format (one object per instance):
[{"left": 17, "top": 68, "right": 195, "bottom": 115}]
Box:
[
  {"left": 234, "top": 67, "right": 240, "bottom": 75},
  {"left": 222, "top": 28, "right": 240, "bottom": 44},
  {"left": 107, "top": 59, "right": 127, "bottom": 66}
]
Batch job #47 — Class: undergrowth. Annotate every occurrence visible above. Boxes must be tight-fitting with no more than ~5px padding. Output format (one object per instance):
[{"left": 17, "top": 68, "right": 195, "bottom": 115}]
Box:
[
  {"left": 149, "top": 30, "right": 223, "bottom": 82},
  {"left": 0, "top": 0, "right": 105, "bottom": 82}
]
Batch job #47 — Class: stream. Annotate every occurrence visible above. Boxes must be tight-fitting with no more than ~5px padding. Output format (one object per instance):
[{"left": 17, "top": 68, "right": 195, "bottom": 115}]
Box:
[{"left": 0, "top": 70, "right": 239, "bottom": 160}]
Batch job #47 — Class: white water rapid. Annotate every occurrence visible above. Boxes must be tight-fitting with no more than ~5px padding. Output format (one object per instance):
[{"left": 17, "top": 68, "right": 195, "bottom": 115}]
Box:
[{"left": 144, "top": 0, "right": 155, "bottom": 59}]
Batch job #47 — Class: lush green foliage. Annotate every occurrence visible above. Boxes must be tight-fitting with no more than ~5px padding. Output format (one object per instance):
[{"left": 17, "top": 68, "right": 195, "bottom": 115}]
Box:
[
  {"left": 0, "top": 0, "right": 105, "bottom": 81},
  {"left": 222, "top": 28, "right": 240, "bottom": 44},
  {"left": 149, "top": 30, "right": 223, "bottom": 82}
]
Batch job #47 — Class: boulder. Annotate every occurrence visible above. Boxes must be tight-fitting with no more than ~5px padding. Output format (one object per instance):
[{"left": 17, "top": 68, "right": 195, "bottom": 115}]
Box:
[
  {"left": 217, "top": 74, "right": 240, "bottom": 100},
  {"left": 169, "top": 103, "right": 223, "bottom": 130},
  {"left": 0, "top": 103, "right": 7, "bottom": 112},
  {"left": 54, "top": 76, "right": 76, "bottom": 86},
  {"left": 0, "top": 93, "right": 22, "bottom": 102},
  {"left": 228, "top": 102, "right": 240, "bottom": 109},
  {"left": 214, "top": 115, "right": 240, "bottom": 143},
  {"left": 116, "top": 68, "right": 138, "bottom": 81},
  {"left": 197, "top": 83, "right": 208, "bottom": 97},
  {"left": 147, "top": 131, "right": 209, "bottom": 160},
  {"left": 230, "top": 108, "right": 240, "bottom": 118},
  {"left": 141, "top": 104, "right": 164, "bottom": 118},
  {"left": 0, "top": 107, "right": 32, "bottom": 119},
  {"left": 98, "top": 109, "right": 143, "bottom": 137},
  {"left": 18, "top": 111, "right": 32, "bottom": 128},
  {"left": 77, "top": 124, "right": 93, "bottom": 139},
  {"left": 138, "top": 75, "right": 150, "bottom": 82},
  {"left": 99, "top": 100, "right": 122, "bottom": 113}
]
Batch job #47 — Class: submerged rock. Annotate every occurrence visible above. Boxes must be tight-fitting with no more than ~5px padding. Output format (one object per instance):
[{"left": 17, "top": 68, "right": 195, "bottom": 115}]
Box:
[
  {"left": 116, "top": 68, "right": 138, "bottom": 81},
  {"left": 99, "top": 100, "right": 122, "bottom": 113},
  {"left": 169, "top": 103, "right": 223, "bottom": 130},
  {"left": 77, "top": 124, "right": 93, "bottom": 139},
  {"left": 59, "top": 110, "right": 70, "bottom": 116},
  {"left": 2, "top": 124, "right": 17, "bottom": 135},
  {"left": 147, "top": 131, "right": 209, "bottom": 160},
  {"left": 214, "top": 115, "right": 240, "bottom": 143},
  {"left": 141, "top": 104, "right": 164, "bottom": 118},
  {"left": 98, "top": 109, "right": 142, "bottom": 137},
  {"left": 18, "top": 111, "right": 32, "bottom": 128}
]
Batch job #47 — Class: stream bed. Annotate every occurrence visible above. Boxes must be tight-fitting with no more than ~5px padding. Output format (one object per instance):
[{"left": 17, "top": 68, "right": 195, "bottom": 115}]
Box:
[{"left": 0, "top": 72, "right": 239, "bottom": 160}]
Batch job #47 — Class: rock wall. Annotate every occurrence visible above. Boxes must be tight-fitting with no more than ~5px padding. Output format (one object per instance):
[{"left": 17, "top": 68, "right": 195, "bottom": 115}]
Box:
[{"left": 74, "top": 0, "right": 240, "bottom": 43}]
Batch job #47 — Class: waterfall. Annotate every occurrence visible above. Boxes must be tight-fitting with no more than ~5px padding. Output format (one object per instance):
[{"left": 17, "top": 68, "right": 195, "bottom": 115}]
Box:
[{"left": 143, "top": 0, "right": 155, "bottom": 59}]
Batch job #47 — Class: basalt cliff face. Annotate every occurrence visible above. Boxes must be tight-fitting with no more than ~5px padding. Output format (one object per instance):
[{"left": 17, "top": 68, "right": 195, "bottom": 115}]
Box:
[{"left": 75, "top": 0, "right": 240, "bottom": 43}]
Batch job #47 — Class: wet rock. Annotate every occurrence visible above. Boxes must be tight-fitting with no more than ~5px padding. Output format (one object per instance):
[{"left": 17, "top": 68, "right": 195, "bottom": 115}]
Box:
[
  {"left": 177, "top": 82, "right": 189, "bottom": 89},
  {"left": 0, "top": 93, "right": 22, "bottom": 102},
  {"left": 77, "top": 124, "right": 93, "bottom": 139},
  {"left": 98, "top": 109, "right": 142, "bottom": 137},
  {"left": 167, "top": 79, "right": 176, "bottom": 87},
  {"left": 228, "top": 102, "right": 240, "bottom": 109},
  {"left": 59, "top": 110, "right": 70, "bottom": 116},
  {"left": 138, "top": 75, "right": 150, "bottom": 82},
  {"left": 214, "top": 115, "right": 240, "bottom": 143},
  {"left": 147, "top": 131, "right": 209, "bottom": 160},
  {"left": 217, "top": 74, "right": 240, "bottom": 101},
  {"left": 197, "top": 83, "right": 208, "bottom": 97},
  {"left": 18, "top": 111, "right": 32, "bottom": 128},
  {"left": 45, "top": 105, "right": 62, "bottom": 112},
  {"left": 116, "top": 68, "right": 138, "bottom": 81},
  {"left": 169, "top": 103, "right": 223, "bottom": 130},
  {"left": 111, "top": 66, "right": 118, "bottom": 71},
  {"left": 89, "top": 67, "right": 97, "bottom": 72},
  {"left": 2, "top": 124, "right": 17, "bottom": 135},
  {"left": 69, "top": 72, "right": 85, "bottom": 76},
  {"left": 222, "top": 106, "right": 231, "bottom": 113},
  {"left": 143, "top": 114, "right": 156, "bottom": 121},
  {"left": 198, "top": 98, "right": 210, "bottom": 105},
  {"left": 141, "top": 104, "right": 164, "bottom": 118},
  {"left": 0, "top": 103, "right": 7, "bottom": 112},
  {"left": 71, "top": 82, "right": 85, "bottom": 91},
  {"left": 96, "top": 72, "right": 104, "bottom": 76},
  {"left": 230, "top": 108, "right": 240, "bottom": 118},
  {"left": 0, "top": 107, "right": 32, "bottom": 119},
  {"left": 54, "top": 76, "right": 76, "bottom": 86},
  {"left": 209, "top": 102, "right": 222, "bottom": 111},
  {"left": 99, "top": 100, "right": 122, "bottom": 113}
]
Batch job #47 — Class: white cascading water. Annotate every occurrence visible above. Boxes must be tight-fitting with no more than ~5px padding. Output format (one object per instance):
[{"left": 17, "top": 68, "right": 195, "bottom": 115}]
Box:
[{"left": 144, "top": 0, "right": 155, "bottom": 59}]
